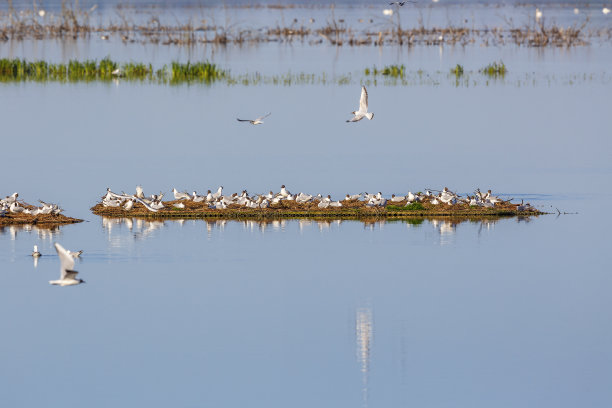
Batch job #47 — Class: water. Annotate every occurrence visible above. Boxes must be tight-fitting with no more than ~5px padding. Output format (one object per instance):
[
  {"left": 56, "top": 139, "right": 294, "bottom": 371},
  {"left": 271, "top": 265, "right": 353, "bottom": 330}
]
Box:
[
  {"left": 2, "top": 196, "right": 611, "bottom": 407},
  {"left": 1, "top": 2, "right": 612, "bottom": 407}
]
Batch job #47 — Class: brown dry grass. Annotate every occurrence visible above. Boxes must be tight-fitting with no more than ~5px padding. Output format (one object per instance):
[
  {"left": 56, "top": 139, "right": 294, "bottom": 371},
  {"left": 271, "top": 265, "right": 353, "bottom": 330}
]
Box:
[{"left": 0, "top": 212, "right": 82, "bottom": 226}]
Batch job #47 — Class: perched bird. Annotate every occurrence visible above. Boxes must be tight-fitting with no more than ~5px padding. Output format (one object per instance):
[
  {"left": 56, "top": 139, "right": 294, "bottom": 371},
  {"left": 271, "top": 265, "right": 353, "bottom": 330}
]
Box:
[
  {"left": 279, "top": 185, "right": 290, "bottom": 198},
  {"left": 9, "top": 202, "right": 25, "bottom": 213},
  {"left": 329, "top": 199, "right": 343, "bottom": 207},
  {"left": 172, "top": 188, "right": 191, "bottom": 200},
  {"left": 3, "top": 192, "right": 18, "bottom": 203},
  {"left": 345, "top": 193, "right": 362, "bottom": 201},
  {"left": 124, "top": 200, "right": 134, "bottom": 211},
  {"left": 347, "top": 86, "right": 374, "bottom": 122},
  {"left": 192, "top": 191, "right": 206, "bottom": 202},
  {"left": 50, "top": 243, "right": 85, "bottom": 286},
  {"left": 174, "top": 202, "right": 186, "bottom": 209},
  {"left": 111, "top": 68, "right": 124, "bottom": 77},
  {"left": 237, "top": 113, "right": 271, "bottom": 125},
  {"left": 212, "top": 186, "right": 224, "bottom": 200},
  {"left": 32, "top": 245, "right": 41, "bottom": 257}
]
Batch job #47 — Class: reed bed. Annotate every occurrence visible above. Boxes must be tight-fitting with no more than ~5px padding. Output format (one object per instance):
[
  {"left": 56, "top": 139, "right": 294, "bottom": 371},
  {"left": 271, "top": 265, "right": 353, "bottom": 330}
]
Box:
[{"left": 0, "top": 4, "right": 605, "bottom": 48}]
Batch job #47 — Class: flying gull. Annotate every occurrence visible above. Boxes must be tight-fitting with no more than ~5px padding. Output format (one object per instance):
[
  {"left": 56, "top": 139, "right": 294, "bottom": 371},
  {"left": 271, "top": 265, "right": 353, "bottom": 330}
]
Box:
[
  {"left": 237, "top": 113, "right": 271, "bottom": 125},
  {"left": 49, "top": 243, "right": 85, "bottom": 286},
  {"left": 347, "top": 86, "right": 374, "bottom": 122}
]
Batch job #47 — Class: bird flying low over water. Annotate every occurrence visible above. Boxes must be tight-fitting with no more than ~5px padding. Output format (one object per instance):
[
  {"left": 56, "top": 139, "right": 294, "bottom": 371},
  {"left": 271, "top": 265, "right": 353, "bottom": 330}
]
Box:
[
  {"left": 347, "top": 86, "right": 374, "bottom": 123},
  {"left": 237, "top": 113, "right": 271, "bottom": 125},
  {"left": 389, "top": 1, "right": 415, "bottom": 6},
  {"left": 50, "top": 243, "right": 85, "bottom": 286}
]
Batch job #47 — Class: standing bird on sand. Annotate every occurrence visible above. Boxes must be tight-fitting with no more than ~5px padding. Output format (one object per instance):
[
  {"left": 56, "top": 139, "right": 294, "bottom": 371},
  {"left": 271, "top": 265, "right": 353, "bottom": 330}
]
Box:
[
  {"left": 237, "top": 113, "right": 271, "bottom": 125},
  {"left": 49, "top": 243, "right": 85, "bottom": 286},
  {"left": 347, "top": 86, "right": 374, "bottom": 122}
]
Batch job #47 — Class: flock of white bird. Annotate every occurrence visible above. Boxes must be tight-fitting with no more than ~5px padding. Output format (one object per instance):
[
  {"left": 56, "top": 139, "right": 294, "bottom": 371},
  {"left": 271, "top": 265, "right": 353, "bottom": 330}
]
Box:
[
  {"left": 1, "top": 192, "right": 81, "bottom": 286},
  {"left": 0, "top": 192, "right": 63, "bottom": 217},
  {"left": 100, "top": 184, "right": 530, "bottom": 211},
  {"left": 14, "top": 180, "right": 531, "bottom": 288}
]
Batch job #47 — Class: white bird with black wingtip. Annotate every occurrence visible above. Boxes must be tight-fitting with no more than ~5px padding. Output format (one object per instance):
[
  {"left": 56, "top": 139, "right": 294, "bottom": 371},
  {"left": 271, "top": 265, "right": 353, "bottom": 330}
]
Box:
[{"left": 237, "top": 113, "right": 271, "bottom": 125}]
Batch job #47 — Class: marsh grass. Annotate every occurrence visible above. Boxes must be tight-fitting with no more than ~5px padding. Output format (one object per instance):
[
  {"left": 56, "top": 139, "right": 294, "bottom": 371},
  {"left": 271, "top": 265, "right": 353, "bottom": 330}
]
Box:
[
  {"left": 365, "top": 65, "right": 405, "bottom": 78},
  {"left": 480, "top": 61, "right": 507, "bottom": 77},
  {"left": 0, "top": 58, "right": 226, "bottom": 83},
  {"left": 451, "top": 64, "right": 464, "bottom": 77},
  {"left": 389, "top": 202, "right": 426, "bottom": 211},
  {"left": 0, "top": 58, "right": 605, "bottom": 87}
]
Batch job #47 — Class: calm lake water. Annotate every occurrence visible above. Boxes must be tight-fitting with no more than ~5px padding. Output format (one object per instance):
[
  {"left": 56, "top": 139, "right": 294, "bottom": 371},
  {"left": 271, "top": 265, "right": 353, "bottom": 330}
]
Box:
[{"left": 1, "top": 2, "right": 612, "bottom": 407}]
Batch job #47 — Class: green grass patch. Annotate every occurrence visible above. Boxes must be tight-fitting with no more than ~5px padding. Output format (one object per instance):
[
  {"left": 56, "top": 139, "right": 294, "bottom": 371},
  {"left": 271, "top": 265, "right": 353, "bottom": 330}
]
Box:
[
  {"left": 365, "top": 64, "right": 405, "bottom": 78},
  {"left": 451, "top": 64, "right": 464, "bottom": 77},
  {"left": 0, "top": 57, "right": 226, "bottom": 84},
  {"left": 387, "top": 202, "right": 425, "bottom": 211},
  {"left": 480, "top": 61, "right": 507, "bottom": 77}
]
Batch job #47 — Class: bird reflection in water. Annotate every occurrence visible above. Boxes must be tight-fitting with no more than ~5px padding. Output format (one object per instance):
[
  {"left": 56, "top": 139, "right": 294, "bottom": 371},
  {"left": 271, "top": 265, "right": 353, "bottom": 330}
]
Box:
[
  {"left": 0, "top": 224, "right": 62, "bottom": 241},
  {"left": 356, "top": 307, "right": 373, "bottom": 408}
]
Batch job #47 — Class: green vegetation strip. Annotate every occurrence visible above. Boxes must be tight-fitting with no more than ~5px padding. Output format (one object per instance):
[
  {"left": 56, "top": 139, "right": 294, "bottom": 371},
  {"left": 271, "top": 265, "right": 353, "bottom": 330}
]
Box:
[{"left": 0, "top": 58, "right": 225, "bottom": 83}]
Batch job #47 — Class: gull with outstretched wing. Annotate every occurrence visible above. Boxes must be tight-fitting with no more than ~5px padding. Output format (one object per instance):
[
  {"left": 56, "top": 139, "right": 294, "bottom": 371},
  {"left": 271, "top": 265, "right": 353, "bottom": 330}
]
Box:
[
  {"left": 237, "top": 112, "right": 271, "bottom": 125},
  {"left": 50, "top": 243, "right": 85, "bottom": 286},
  {"left": 347, "top": 86, "right": 374, "bottom": 123}
]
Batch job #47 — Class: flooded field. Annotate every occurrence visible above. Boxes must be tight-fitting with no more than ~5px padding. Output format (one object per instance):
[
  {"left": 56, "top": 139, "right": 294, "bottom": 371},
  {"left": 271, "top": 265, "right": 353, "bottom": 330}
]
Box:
[{"left": 1, "top": 1, "right": 611, "bottom": 407}]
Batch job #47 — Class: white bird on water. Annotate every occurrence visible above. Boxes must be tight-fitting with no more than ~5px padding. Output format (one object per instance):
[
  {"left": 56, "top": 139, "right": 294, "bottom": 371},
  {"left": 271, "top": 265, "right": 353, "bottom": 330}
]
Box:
[
  {"left": 50, "top": 243, "right": 85, "bottom": 286},
  {"left": 347, "top": 86, "right": 374, "bottom": 122},
  {"left": 32, "top": 245, "right": 41, "bottom": 257},
  {"left": 237, "top": 113, "right": 271, "bottom": 125}
]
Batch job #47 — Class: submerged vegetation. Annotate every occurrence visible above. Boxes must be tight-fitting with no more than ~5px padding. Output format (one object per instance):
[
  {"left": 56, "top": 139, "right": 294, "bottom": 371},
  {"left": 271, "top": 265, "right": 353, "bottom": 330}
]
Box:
[
  {"left": 451, "top": 64, "right": 464, "bottom": 77},
  {"left": 365, "top": 65, "right": 406, "bottom": 78},
  {"left": 0, "top": 58, "right": 607, "bottom": 87},
  {"left": 480, "top": 61, "right": 507, "bottom": 77}
]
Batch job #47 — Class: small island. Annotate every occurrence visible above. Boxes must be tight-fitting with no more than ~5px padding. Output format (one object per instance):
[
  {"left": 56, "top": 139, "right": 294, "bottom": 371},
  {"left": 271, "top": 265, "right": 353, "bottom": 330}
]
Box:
[
  {"left": 0, "top": 193, "right": 83, "bottom": 226},
  {"left": 91, "top": 187, "right": 543, "bottom": 220}
]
